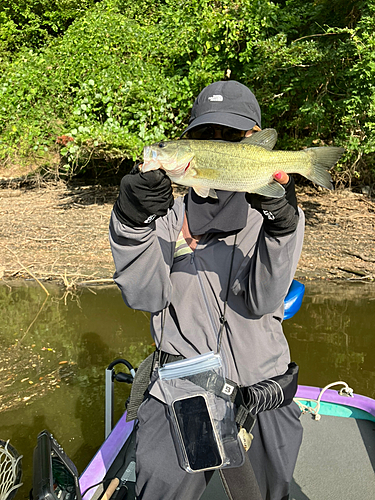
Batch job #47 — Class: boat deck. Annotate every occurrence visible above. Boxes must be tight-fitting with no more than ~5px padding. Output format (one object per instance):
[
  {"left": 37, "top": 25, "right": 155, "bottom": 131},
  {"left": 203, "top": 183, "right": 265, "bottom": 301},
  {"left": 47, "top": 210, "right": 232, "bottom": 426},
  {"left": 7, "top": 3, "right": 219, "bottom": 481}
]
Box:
[
  {"left": 202, "top": 412, "right": 375, "bottom": 500},
  {"left": 291, "top": 413, "right": 375, "bottom": 499}
]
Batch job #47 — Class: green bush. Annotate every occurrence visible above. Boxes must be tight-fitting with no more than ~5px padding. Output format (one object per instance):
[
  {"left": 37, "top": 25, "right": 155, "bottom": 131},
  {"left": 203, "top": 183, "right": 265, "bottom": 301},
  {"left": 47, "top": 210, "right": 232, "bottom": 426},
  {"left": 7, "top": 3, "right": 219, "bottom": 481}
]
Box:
[
  {"left": 240, "top": 0, "right": 375, "bottom": 186},
  {"left": 0, "top": 1, "right": 98, "bottom": 54},
  {"left": 0, "top": 1, "right": 197, "bottom": 173},
  {"left": 0, "top": 0, "right": 374, "bottom": 186}
]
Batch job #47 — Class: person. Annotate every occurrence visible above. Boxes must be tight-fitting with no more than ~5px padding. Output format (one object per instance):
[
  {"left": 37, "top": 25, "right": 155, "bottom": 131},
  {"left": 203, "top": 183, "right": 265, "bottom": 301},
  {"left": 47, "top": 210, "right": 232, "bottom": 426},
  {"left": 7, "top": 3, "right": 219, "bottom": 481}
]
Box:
[{"left": 109, "top": 80, "right": 304, "bottom": 500}]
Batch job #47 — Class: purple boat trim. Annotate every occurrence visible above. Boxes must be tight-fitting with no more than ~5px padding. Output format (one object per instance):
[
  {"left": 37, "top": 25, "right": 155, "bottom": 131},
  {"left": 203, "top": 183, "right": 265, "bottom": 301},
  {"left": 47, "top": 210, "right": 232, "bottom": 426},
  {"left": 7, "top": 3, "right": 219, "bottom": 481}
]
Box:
[
  {"left": 78, "top": 386, "right": 375, "bottom": 495},
  {"left": 79, "top": 412, "right": 135, "bottom": 499},
  {"left": 295, "top": 385, "right": 375, "bottom": 419}
]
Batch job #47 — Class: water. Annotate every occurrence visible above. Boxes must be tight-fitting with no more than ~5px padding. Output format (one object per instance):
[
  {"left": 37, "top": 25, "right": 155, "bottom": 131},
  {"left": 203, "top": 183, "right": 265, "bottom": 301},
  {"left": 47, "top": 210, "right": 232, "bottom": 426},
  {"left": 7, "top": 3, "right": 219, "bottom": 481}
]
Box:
[
  {"left": 284, "top": 281, "right": 375, "bottom": 397},
  {"left": 0, "top": 282, "right": 153, "bottom": 499},
  {"left": 0, "top": 280, "right": 374, "bottom": 498}
]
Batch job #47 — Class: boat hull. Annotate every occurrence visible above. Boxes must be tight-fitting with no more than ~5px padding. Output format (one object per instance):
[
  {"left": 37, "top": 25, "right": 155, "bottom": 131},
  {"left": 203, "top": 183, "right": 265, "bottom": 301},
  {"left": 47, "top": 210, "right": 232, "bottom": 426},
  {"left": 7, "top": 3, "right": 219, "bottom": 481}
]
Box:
[{"left": 79, "top": 385, "right": 375, "bottom": 500}]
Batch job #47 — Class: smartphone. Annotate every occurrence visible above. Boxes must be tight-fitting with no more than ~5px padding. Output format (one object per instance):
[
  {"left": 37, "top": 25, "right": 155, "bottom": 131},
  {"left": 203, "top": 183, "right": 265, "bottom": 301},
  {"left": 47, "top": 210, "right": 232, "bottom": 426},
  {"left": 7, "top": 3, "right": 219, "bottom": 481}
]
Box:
[{"left": 172, "top": 394, "right": 224, "bottom": 472}]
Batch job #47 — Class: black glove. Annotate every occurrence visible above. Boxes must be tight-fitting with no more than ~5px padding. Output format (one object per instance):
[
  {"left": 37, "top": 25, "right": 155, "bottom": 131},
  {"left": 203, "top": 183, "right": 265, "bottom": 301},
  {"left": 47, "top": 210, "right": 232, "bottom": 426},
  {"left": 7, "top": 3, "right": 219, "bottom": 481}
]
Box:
[
  {"left": 245, "top": 176, "right": 299, "bottom": 237},
  {"left": 113, "top": 167, "right": 174, "bottom": 227}
]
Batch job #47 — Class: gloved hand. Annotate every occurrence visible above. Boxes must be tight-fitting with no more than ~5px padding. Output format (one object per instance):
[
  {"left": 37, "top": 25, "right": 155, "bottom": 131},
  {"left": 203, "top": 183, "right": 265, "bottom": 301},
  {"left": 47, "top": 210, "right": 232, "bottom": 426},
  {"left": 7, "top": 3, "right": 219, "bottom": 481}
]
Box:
[
  {"left": 246, "top": 175, "right": 299, "bottom": 237},
  {"left": 113, "top": 166, "right": 174, "bottom": 227}
]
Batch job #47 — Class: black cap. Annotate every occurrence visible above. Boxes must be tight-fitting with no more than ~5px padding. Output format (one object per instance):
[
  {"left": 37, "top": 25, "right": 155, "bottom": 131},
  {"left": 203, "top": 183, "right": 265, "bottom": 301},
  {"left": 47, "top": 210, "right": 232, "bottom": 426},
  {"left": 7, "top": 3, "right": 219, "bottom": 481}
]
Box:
[{"left": 183, "top": 81, "right": 261, "bottom": 135}]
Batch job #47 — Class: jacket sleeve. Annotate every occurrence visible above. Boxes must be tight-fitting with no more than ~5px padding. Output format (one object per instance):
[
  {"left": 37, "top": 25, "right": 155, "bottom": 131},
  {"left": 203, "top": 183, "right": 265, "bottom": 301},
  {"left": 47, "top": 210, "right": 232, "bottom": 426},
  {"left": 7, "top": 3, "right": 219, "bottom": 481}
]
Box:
[
  {"left": 232, "top": 208, "right": 305, "bottom": 316},
  {"left": 109, "top": 204, "right": 181, "bottom": 313}
]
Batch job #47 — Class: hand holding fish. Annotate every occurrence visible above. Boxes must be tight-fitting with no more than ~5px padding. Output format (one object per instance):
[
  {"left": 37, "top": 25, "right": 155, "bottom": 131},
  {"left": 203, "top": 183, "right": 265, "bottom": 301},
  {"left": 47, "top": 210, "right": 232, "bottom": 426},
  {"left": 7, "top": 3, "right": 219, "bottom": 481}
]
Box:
[
  {"left": 114, "top": 168, "right": 174, "bottom": 227},
  {"left": 246, "top": 175, "right": 299, "bottom": 237},
  {"left": 273, "top": 171, "right": 289, "bottom": 185}
]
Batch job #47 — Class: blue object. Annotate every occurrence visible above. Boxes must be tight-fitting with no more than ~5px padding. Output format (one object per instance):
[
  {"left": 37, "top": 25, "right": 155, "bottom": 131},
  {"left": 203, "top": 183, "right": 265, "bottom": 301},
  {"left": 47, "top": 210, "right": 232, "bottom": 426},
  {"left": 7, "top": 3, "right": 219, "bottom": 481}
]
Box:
[{"left": 283, "top": 280, "right": 305, "bottom": 320}]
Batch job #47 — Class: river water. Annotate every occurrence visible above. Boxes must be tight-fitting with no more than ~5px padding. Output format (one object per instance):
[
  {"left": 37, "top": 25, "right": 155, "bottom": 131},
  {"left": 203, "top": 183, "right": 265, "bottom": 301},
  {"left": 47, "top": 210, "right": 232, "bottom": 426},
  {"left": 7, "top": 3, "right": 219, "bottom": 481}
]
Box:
[{"left": 0, "top": 280, "right": 374, "bottom": 497}]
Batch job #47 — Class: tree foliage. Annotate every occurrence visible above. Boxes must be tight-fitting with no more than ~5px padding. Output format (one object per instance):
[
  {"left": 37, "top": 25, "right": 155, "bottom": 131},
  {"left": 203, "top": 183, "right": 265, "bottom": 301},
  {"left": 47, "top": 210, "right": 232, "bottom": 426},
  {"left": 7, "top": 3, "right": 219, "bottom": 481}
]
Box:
[
  {"left": 0, "top": 1, "right": 99, "bottom": 54},
  {"left": 0, "top": 0, "right": 374, "bottom": 186}
]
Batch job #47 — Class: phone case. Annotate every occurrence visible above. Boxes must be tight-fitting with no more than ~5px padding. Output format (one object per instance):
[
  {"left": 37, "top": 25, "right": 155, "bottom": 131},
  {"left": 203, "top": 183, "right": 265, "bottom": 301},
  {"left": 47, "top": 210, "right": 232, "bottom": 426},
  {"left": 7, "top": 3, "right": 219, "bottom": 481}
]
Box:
[{"left": 171, "top": 394, "right": 225, "bottom": 472}]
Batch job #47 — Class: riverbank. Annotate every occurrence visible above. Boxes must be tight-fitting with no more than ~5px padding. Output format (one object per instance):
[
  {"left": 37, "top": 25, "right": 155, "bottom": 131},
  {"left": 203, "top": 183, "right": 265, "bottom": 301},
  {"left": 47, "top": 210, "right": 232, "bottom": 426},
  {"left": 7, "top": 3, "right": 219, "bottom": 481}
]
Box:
[{"left": 1, "top": 181, "right": 375, "bottom": 285}]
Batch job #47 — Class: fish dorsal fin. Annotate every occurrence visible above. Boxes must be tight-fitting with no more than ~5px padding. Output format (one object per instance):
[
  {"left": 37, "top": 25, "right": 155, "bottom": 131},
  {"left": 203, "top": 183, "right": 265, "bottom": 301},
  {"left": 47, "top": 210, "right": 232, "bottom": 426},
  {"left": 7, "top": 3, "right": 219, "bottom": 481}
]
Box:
[
  {"left": 242, "top": 129, "right": 278, "bottom": 150},
  {"left": 251, "top": 181, "right": 285, "bottom": 198},
  {"left": 192, "top": 186, "right": 212, "bottom": 198}
]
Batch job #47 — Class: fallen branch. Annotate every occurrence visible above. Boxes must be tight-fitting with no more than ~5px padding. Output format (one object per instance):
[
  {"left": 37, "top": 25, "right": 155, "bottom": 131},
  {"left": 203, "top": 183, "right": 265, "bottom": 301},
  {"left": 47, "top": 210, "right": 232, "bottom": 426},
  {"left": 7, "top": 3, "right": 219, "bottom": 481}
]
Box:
[
  {"left": 344, "top": 251, "right": 375, "bottom": 263},
  {"left": 77, "top": 278, "right": 114, "bottom": 286},
  {"left": 25, "top": 236, "right": 68, "bottom": 243},
  {"left": 347, "top": 275, "right": 373, "bottom": 281},
  {"left": 3, "top": 246, "right": 50, "bottom": 296},
  {"left": 18, "top": 295, "right": 49, "bottom": 343},
  {"left": 337, "top": 267, "right": 368, "bottom": 277}
]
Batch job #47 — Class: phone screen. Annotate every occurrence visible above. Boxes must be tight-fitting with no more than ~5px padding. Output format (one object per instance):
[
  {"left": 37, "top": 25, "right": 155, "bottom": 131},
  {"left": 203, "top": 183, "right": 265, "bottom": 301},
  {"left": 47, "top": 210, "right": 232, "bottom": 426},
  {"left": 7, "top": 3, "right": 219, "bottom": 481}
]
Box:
[{"left": 172, "top": 395, "right": 223, "bottom": 471}]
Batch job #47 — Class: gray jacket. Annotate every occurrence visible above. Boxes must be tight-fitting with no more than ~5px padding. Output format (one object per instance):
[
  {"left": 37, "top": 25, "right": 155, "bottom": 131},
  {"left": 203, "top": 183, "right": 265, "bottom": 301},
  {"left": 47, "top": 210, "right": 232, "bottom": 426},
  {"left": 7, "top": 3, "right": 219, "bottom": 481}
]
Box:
[{"left": 109, "top": 195, "right": 304, "bottom": 395}]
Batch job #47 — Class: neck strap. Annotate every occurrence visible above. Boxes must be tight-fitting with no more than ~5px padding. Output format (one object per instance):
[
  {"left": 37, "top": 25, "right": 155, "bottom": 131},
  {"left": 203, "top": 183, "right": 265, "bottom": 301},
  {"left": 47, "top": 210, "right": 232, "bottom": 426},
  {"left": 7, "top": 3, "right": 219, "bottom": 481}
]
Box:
[
  {"left": 217, "top": 233, "right": 237, "bottom": 353},
  {"left": 157, "top": 233, "right": 238, "bottom": 361}
]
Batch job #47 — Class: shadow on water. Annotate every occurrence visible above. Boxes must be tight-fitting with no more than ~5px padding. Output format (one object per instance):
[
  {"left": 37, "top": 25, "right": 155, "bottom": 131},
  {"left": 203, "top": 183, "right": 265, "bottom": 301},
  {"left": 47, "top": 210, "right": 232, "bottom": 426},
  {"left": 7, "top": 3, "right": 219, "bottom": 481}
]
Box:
[
  {"left": 0, "top": 279, "right": 374, "bottom": 498},
  {"left": 0, "top": 281, "right": 153, "bottom": 498}
]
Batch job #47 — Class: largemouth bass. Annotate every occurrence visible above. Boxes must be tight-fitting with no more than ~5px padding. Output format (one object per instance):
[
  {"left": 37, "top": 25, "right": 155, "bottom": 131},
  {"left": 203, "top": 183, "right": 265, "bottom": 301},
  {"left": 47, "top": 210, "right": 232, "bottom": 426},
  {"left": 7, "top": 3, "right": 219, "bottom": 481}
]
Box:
[{"left": 142, "top": 129, "right": 345, "bottom": 198}]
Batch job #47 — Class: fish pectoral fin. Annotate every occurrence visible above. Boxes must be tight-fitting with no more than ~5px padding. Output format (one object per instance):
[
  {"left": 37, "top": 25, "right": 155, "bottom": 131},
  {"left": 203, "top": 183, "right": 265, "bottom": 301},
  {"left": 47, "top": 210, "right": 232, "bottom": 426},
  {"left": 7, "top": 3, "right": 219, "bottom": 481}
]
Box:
[
  {"left": 251, "top": 182, "right": 285, "bottom": 198},
  {"left": 242, "top": 129, "right": 278, "bottom": 150},
  {"left": 193, "top": 186, "right": 211, "bottom": 198}
]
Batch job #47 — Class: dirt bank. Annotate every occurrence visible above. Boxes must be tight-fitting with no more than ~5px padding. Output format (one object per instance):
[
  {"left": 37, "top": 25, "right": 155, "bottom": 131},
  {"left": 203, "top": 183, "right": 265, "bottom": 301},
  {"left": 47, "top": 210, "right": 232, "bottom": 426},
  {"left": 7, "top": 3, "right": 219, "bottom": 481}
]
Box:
[{"left": 1, "top": 181, "right": 374, "bottom": 285}]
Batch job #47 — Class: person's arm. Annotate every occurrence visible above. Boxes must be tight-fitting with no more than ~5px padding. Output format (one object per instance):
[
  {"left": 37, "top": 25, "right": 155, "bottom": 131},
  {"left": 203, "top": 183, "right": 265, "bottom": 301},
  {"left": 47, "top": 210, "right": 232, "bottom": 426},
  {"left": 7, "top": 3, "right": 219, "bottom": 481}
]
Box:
[
  {"left": 233, "top": 173, "right": 304, "bottom": 316},
  {"left": 109, "top": 168, "right": 176, "bottom": 313}
]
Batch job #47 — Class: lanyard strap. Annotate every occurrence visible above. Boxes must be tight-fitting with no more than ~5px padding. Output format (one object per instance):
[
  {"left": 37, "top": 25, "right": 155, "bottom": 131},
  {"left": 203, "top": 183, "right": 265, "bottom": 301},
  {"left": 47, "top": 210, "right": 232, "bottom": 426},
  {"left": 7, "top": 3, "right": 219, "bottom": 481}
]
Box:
[
  {"left": 217, "top": 233, "right": 237, "bottom": 353},
  {"left": 157, "top": 232, "right": 238, "bottom": 361}
]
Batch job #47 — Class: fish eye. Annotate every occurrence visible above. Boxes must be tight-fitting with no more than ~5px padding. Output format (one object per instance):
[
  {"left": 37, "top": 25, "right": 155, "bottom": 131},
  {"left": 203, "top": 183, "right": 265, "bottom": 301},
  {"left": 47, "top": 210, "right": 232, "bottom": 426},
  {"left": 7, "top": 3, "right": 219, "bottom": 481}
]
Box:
[{"left": 159, "top": 142, "right": 166, "bottom": 148}]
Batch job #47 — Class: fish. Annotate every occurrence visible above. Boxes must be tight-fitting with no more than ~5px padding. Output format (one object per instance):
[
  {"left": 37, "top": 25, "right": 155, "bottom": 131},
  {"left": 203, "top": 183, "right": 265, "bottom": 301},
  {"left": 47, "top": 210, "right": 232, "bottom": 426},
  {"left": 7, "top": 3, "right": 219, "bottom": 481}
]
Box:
[{"left": 142, "top": 129, "right": 345, "bottom": 198}]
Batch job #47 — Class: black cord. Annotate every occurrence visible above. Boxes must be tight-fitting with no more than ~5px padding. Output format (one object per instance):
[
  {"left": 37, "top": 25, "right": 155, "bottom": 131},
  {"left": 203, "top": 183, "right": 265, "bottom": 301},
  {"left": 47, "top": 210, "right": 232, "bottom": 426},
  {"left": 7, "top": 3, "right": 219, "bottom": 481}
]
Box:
[
  {"left": 155, "top": 308, "right": 167, "bottom": 366},
  {"left": 157, "top": 232, "right": 237, "bottom": 357},
  {"left": 217, "top": 234, "right": 238, "bottom": 352},
  {"left": 81, "top": 479, "right": 110, "bottom": 498}
]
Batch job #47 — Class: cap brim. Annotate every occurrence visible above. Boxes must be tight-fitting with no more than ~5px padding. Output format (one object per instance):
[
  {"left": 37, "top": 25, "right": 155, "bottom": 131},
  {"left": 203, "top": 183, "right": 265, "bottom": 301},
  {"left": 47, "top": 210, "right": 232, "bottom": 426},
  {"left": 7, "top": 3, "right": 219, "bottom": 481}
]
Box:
[{"left": 181, "top": 112, "right": 257, "bottom": 137}]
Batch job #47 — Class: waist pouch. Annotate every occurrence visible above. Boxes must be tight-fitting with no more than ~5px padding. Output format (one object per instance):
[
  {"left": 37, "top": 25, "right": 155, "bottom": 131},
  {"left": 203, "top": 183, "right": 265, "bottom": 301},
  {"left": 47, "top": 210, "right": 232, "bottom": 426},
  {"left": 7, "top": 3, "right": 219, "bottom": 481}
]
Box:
[
  {"left": 126, "top": 352, "right": 299, "bottom": 432},
  {"left": 158, "top": 352, "right": 245, "bottom": 473}
]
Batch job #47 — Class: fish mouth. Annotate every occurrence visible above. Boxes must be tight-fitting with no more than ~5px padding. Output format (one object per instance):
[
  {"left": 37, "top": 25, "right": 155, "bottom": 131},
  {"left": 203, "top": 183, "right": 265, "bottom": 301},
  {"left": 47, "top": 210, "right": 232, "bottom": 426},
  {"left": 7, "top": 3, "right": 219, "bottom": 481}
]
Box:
[
  {"left": 143, "top": 145, "right": 169, "bottom": 164},
  {"left": 143, "top": 146, "right": 152, "bottom": 162},
  {"left": 142, "top": 146, "right": 165, "bottom": 172}
]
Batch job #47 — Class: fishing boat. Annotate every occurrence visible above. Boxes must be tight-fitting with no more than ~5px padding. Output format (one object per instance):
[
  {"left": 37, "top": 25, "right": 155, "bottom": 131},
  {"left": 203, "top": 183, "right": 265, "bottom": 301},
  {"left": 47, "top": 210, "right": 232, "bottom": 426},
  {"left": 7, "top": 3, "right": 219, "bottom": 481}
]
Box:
[
  {"left": 30, "top": 377, "right": 375, "bottom": 500},
  {"left": 30, "top": 281, "right": 375, "bottom": 500}
]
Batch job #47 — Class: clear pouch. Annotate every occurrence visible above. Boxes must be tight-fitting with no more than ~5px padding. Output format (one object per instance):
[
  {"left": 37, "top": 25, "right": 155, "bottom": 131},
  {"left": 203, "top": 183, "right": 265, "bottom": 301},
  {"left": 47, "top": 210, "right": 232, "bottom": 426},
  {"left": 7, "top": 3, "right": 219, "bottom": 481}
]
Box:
[{"left": 158, "top": 352, "right": 245, "bottom": 473}]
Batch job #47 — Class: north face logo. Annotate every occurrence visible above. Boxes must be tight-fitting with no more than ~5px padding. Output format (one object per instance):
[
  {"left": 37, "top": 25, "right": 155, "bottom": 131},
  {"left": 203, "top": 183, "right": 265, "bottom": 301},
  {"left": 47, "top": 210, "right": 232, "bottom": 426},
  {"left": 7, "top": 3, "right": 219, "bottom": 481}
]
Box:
[{"left": 208, "top": 95, "right": 223, "bottom": 102}]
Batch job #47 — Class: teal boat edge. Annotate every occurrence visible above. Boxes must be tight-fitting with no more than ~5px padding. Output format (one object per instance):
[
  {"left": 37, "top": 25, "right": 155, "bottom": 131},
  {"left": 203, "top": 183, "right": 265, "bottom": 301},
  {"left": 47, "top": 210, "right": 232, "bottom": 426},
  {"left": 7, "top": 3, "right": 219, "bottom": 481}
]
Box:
[
  {"left": 295, "top": 384, "right": 375, "bottom": 422},
  {"left": 294, "top": 399, "right": 375, "bottom": 422}
]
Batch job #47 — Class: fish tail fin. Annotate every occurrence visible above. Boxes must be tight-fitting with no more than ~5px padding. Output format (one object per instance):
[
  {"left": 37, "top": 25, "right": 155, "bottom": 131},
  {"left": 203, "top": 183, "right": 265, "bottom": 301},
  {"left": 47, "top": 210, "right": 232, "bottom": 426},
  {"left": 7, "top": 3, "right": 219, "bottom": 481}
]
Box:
[{"left": 304, "top": 147, "right": 345, "bottom": 190}]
